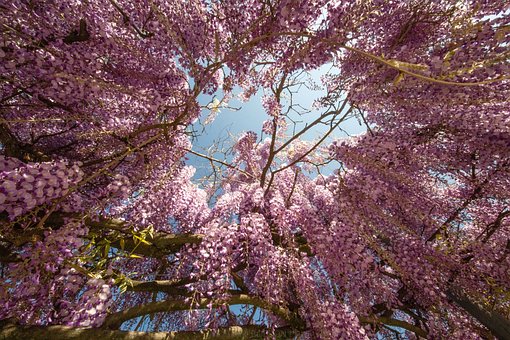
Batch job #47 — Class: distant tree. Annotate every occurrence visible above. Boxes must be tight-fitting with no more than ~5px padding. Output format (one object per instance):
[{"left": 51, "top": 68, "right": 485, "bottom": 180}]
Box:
[{"left": 1, "top": 1, "right": 509, "bottom": 339}]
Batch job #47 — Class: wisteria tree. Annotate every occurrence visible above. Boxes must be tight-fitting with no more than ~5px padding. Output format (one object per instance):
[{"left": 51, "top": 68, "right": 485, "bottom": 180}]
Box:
[{"left": 1, "top": 1, "right": 509, "bottom": 339}]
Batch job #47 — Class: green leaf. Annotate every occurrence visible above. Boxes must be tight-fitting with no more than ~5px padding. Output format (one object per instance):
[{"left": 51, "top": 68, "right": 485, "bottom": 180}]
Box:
[
  {"left": 393, "top": 72, "right": 405, "bottom": 86},
  {"left": 133, "top": 234, "right": 152, "bottom": 245},
  {"left": 104, "top": 243, "right": 110, "bottom": 258},
  {"left": 119, "top": 282, "right": 127, "bottom": 294}
]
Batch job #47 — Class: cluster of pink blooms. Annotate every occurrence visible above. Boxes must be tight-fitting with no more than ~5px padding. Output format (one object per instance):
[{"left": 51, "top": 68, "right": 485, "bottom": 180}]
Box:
[
  {"left": 61, "top": 278, "right": 113, "bottom": 327},
  {"left": 0, "top": 156, "right": 84, "bottom": 219},
  {"left": 106, "top": 174, "right": 131, "bottom": 200},
  {"left": 0, "top": 221, "right": 90, "bottom": 324}
]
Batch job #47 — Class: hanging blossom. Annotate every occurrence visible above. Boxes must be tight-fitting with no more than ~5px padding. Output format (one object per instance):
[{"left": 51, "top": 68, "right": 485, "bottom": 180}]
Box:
[
  {"left": 0, "top": 156, "right": 84, "bottom": 220},
  {"left": 59, "top": 278, "right": 113, "bottom": 327},
  {"left": 290, "top": 257, "right": 368, "bottom": 340},
  {"left": 119, "top": 165, "right": 210, "bottom": 233},
  {"left": 0, "top": 220, "right": 112, "bottom": 326}
]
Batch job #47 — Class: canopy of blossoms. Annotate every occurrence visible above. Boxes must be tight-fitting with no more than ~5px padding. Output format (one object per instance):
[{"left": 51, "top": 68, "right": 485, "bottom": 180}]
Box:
[{"left": 0, "top": 1, "right": 509, "bottom": 339}]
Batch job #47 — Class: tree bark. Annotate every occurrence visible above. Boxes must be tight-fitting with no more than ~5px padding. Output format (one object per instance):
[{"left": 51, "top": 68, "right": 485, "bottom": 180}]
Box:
[
  {"left": 103, "top": 294, "right": 302, "bottom": 330},
  {"left": 0, "top": 323, "right": 295, "bottom": 340},
  {"left": 447, "top": 287, "right": 510, "bottom": 340}
]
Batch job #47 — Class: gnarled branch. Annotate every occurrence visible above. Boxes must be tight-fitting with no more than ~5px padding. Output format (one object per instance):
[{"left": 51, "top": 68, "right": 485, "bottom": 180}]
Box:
[
  {"left": 0, "top": 322, "right": 297, "bottom": 340},
  {"left": 103, "top": 294, "right": 303, "bottom": 330}
]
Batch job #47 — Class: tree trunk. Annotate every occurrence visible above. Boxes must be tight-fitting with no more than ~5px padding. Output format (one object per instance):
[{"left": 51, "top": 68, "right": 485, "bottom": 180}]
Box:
[{"left": 447, "top": 287, "right": 510, "bottom": 340}]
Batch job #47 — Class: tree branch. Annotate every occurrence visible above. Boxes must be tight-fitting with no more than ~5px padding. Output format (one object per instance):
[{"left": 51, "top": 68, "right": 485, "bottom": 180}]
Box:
[
  {"left": 103, "top": 294, "right": 302, "bottom": 329},
  {"left": 359, "top": 316, "right": 427, "bottom": 338},
  {"left": 0, "top": 123, "right": 48, "bottom": 162},
  {"left": 1, "top": 214, "right": 203, "bottom": 258},
  {"left": 0, "top": 322, "right": 297, "bottom": 340},
  {"left": 446, "top": 287, "right": 510, "bottom": 340}
]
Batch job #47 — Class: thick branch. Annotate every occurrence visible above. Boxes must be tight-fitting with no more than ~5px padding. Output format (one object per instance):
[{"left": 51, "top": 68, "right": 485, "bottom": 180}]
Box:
[
  {"left": 447, "top": 287, "right": 510, "bottom": 340},
  {"left": 103, "top": 294, "right": 302, "bottom": 329},
  {"left": 127, "top": 280, "right": 190, "bottom": 296},
  {"left": 383, "top": 264, "right": 510, "bottom": 338},
  {"left": 0, "top": 322, "right": 296, "bottom": 340},
  {"left": 359, "top": 316, "right": 427, "bottom": 338},
  {"left": 338, "top": 43, "right": 508, "bottom": 86},
  {"left": 109, "top": 232, "right": 203, "bottom": 257},
  {"left": 3, "top": 214, "right": 203, "bottom": 257},
  {"left": 123, "top": 279, "right": 428, "bottom": 338}
]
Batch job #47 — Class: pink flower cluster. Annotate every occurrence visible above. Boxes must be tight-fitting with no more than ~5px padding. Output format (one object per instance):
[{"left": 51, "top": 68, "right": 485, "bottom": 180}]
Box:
[{"left": 0, "top": 156, "right": 83, "bottom": 219}]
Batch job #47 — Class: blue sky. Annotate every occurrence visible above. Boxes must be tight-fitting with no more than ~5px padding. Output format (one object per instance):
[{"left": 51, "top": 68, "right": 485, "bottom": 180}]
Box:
[{"left": 187, "top": 65, "right": 365, "bottom": 183}]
